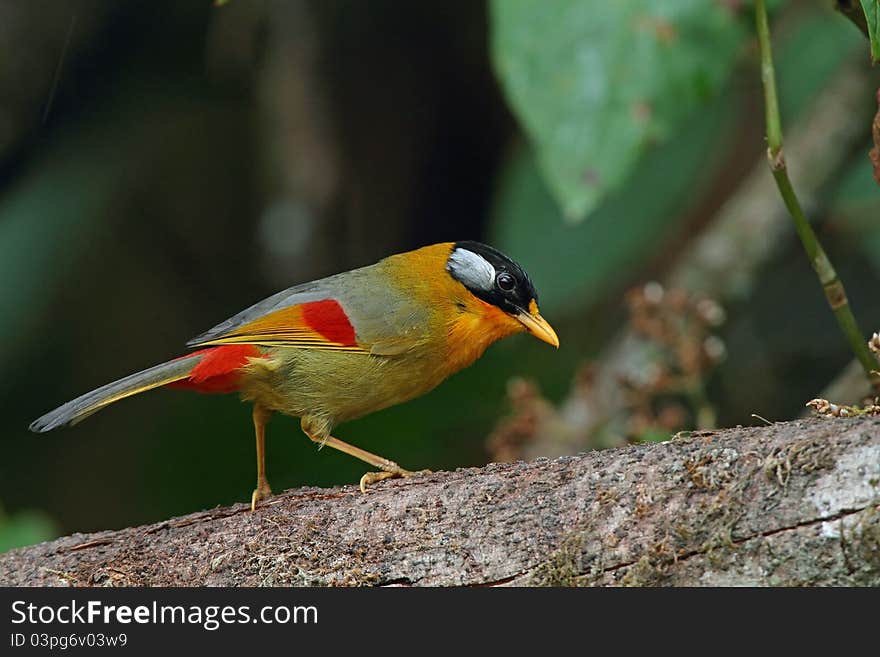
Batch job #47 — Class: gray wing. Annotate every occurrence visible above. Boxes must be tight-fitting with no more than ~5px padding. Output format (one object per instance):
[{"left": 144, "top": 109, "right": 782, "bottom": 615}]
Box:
[{"left": 186, "top": 262, "right": 431, "bottom": 354}]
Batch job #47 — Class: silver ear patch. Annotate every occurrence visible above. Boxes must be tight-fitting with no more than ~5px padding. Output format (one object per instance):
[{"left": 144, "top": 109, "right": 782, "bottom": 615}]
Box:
[{"left": 447, "top": 247, "right": 496, "bottom": 291}]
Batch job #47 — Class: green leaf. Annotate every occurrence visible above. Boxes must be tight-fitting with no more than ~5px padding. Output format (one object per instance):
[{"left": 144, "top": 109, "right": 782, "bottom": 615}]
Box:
[
  {"left": 775, "top": 7, "right": 866, "bottom": 123},
  {"left": 860, "top": 0, "right": 880, "bottom": 62},
  {"left": 490, "top": 0, "right": 745, "bottom": 222},
  {"left": 491, "top": 88, "right": 735, "bottom": 317}
]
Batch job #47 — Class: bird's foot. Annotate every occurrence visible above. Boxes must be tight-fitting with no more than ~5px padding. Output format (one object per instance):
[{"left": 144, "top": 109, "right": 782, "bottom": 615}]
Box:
[
  {"left": 250, "top": 479, "right": 273, "bottom": 511},
  {"left": 359, "top": 469, "right": 431, "bottom": 494}
]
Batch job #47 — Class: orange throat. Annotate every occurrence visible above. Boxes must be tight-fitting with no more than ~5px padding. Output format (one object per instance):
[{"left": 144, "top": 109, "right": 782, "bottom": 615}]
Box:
[{"left": 444, "top": 298, "right": 523, "bottom": 375}]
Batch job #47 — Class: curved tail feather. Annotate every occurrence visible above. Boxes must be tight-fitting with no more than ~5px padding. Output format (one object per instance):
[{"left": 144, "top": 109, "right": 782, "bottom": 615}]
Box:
[{"left": 29, "top": 353, "right": 205, "bottom": 433}]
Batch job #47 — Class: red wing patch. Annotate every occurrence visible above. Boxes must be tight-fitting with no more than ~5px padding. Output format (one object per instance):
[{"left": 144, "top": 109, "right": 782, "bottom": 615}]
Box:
[
  {"left": 300, "top": 299, "right": 357, "bottom": 346},
  {"left": 189, "top": 298, "right": 364, "bottom": 352},
  {"left": 168, "top": 345, "right": 261, "bottom": 394}
]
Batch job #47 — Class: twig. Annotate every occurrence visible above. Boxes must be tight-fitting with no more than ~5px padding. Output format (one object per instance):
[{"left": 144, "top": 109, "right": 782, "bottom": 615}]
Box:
[{"left": 754, "top": 0, "right": 880, "bottom": 391}]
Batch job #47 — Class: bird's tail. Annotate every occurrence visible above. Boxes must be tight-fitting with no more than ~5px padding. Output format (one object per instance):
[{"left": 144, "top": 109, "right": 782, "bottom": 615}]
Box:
[
  {"left": 30, "top": 344, "right": 263, "bottom": 433},
  {"left": 29, "top": 353, "right": 205, "bottom": 433}
]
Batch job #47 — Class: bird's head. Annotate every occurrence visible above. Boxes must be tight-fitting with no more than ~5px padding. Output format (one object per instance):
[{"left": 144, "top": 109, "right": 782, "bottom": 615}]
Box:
[{"left": 445, "top": 241, "right": 559, "bottom": 348}]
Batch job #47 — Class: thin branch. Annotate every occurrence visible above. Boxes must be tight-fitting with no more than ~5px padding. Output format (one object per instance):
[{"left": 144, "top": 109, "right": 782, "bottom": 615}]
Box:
[
  {"left": 755, "top": 0, "right": 880, "bottom": 391},
  {"left": 756, "top": 4, "right": 782, "bottom": 152}
]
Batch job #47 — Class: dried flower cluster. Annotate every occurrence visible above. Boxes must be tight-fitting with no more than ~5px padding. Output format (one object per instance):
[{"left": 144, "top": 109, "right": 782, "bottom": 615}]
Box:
[
  {"left": 805, "top": 398, "right": 880, "bottom": 417},
  {"left": 486, "top": 378, "right": 553, "bottom": 462},
  {"left": 805, "top": 330, "right": 880, "bottom": 418},
  {"left": 486, "top": 283, "right": 726, "bottom": 462},
  {"left": 620, "top": 283, "right": 726, "bottom": 439}
]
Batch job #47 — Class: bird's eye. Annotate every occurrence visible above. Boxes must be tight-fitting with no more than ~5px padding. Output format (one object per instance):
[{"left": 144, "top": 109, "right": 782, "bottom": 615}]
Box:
[{"left": 496, "top": 272, "right": 516, "bottom": 291}]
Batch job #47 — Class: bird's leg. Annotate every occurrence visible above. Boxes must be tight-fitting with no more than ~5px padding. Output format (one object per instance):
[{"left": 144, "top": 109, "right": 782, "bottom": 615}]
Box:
[
  {"left": 302, "top": 425, "right": 429, "bottom": 493},
  {"left": 251, "top": 404, "right": 273, "bottom": 511}
]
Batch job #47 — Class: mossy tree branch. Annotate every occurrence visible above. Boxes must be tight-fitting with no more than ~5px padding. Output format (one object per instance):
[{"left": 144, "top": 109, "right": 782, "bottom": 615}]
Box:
[
  {"left": 1, "top": 417, "right": 879, "bottom": 586},
  {"left": 755, "top": 0, "right": 880, "bottom": 391}
]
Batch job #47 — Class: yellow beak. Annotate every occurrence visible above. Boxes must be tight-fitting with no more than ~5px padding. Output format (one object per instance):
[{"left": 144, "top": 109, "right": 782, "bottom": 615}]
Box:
[{"left": 515, "top": 308, "right": 560, "bottom": 348}]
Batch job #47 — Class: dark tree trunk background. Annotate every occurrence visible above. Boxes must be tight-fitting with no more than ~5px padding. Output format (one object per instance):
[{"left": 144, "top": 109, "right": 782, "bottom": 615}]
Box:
[{"left": 2, "top": 417, "right": 879, "bottom": 586}]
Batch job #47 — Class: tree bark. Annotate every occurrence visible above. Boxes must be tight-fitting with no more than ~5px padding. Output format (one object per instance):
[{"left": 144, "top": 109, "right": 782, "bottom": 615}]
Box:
[{"left": 2, "top": 417, "right": 879, "bottom": 586}]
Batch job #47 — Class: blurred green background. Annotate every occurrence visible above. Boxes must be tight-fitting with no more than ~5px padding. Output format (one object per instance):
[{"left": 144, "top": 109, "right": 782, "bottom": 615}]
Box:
[{"left": 2, "top": 0, "right": 880, "bottom": 551}]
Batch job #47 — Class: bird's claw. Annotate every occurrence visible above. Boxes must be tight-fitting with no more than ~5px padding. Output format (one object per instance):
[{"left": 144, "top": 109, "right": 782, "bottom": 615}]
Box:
[
  {"left": 359, "top": 468, "right": 432, "bottom": 494},
  {"left": 250, "top": 481, "right": 273, "bottom": 511}
]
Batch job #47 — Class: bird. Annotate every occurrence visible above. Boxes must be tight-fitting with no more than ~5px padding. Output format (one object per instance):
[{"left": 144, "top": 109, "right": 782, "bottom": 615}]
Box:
[{"left": 29, "top": 241, "right": 559, "bottom": 510}]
